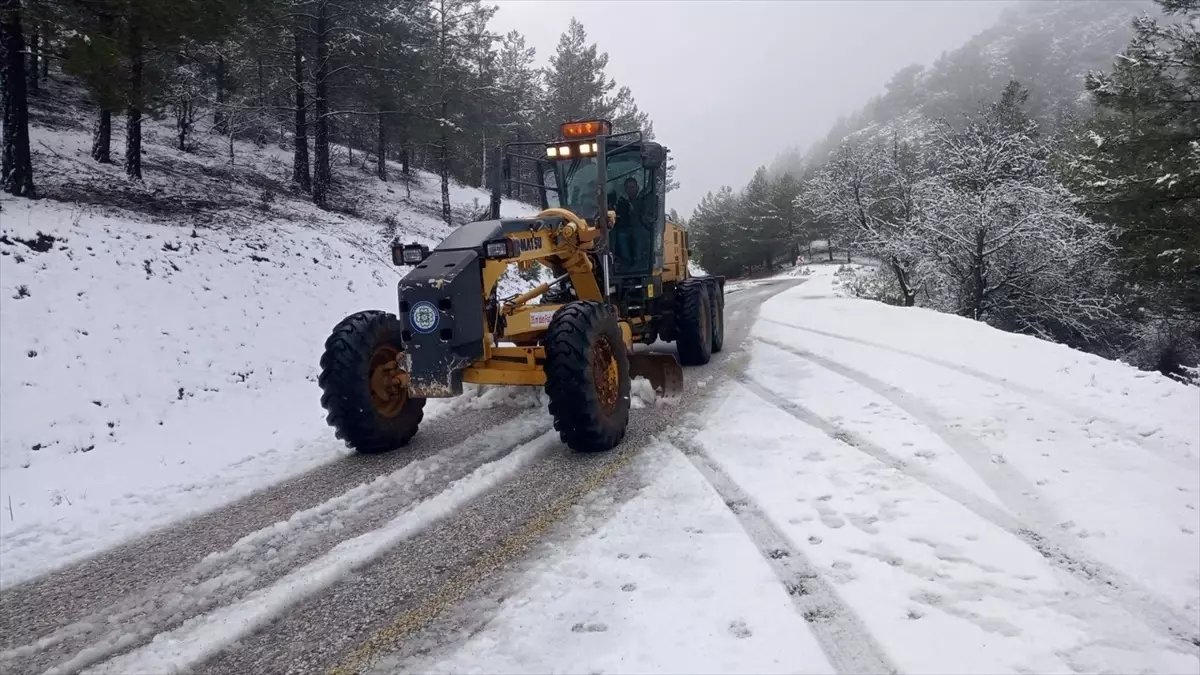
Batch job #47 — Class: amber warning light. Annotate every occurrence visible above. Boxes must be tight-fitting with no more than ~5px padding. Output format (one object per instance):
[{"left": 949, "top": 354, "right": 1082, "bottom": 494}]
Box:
[{"left": 560, "top": 120, "right": 611, "bottom": 139}]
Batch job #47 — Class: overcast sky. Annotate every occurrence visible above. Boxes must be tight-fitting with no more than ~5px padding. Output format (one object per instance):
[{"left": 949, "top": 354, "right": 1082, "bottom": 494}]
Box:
[{"left": 490, "top": 0, "right": 1012, "bottom": 216}]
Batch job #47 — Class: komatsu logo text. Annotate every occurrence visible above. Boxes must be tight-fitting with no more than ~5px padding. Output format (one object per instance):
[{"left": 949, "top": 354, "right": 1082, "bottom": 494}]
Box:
[{"left": 514, "top": 235, "right": 544, "bottom": 253}]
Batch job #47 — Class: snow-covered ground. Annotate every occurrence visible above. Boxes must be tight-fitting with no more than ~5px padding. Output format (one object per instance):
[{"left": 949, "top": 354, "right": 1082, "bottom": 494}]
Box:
[
  {"left": 0, "top": 111, "right": 537, "bottom": 588},
  {"left": 404, "top": 265, "right": 1200, "bottom": 674},
  {"left": 389, "top": 443, "right": 839, "bottom": 675}
]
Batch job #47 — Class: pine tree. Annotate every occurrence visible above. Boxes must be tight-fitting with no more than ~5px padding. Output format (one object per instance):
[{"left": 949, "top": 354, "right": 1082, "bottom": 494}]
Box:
[
  {"left": 688, "top": 185, "right": 744, "bottom": 277},
  {"left": 1072, "top": 0, "right": 1200, "bottom": 324},
  {"left": 541, "top": 18, "right": 615, "bottom": 130}
]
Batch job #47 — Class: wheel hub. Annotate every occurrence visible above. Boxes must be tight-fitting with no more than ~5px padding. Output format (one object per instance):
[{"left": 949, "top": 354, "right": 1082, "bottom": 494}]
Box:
[
  {"left": 368, "top": 346, "right": 409, "bottom": 418},
  {"left": 591, "top": 337, "right": 620, "bottom": 415}
]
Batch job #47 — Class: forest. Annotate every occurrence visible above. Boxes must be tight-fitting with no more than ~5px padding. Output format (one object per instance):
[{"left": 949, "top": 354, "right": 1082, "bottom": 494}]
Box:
[
  {"left": 0, "top": 0, "right": 661, "bottom": 219},
  {"left": 687, "top": 0, "right": 1199, "bottom": 379}
]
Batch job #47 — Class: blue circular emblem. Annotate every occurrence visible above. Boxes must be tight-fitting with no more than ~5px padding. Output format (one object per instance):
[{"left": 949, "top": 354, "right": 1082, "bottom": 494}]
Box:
[{"left": 409, "top": 301, "right": 439, "bottom": 334}]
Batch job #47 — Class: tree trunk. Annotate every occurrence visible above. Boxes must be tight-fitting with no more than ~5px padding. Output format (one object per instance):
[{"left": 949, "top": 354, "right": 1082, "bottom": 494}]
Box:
[
  {"left": 967, "top": 226, "right": 987, "bottom": 320},
  {"left": 125, "top": 21, "right": 143, "bottom": 180},
  {"left": 376, "top": 111, "right": 387, "bottom": 181},
  {"left": 479, "top": 131, "right": 486, "bottom": 190},
  {"left": 888, "top": 256, "right": 916, "bottom": 307},
  {"left": 292, "top": 28, "right": 310, "bottom": 192},
  {"left": 255, "top": 56, "right": 266, "bottom": 146},
  {"left": 176, "top": 99, "right": 192, "bottom": 152},
  {"left": 311, "top": 1, "right": 330, "bottom": 209},
  {"left": 39, "top": 25, "right": 46, "bottom": 78},
  {"left": 1, "top": 0, "right": 35, "bottom": 197},
  {"left": 25, "top": 20, "right": 37, "bottom": 92},
  {"left": 214, "top": 55, "right": 227, "bottom": 135},
  {"left": 440, "top": 104, "right": 451, "bottom": 225},
  {"left": 91, "top": 107, "right": 112, "bottom": 162}
]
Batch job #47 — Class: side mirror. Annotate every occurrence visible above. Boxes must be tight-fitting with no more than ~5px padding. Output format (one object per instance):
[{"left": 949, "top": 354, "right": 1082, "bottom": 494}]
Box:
[{"left": 641, "top": 142, "right": 666, "bottom": 170}]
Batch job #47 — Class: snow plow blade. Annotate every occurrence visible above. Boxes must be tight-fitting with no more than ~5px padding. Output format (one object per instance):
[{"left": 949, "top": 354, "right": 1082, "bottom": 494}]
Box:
[{"left": 629, "top": 352, "right": 684, "bottom": 401}]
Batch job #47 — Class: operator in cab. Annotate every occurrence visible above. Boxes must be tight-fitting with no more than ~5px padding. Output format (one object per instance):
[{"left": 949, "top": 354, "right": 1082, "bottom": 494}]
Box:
[{"left": 612, "top": 176, "right": 654, "bottom": 269}]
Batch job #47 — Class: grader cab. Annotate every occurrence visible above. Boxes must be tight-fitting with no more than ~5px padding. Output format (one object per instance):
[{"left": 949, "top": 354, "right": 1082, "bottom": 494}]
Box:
[{"left": 318, "top": 119, "right": 725, "bottom": 454}]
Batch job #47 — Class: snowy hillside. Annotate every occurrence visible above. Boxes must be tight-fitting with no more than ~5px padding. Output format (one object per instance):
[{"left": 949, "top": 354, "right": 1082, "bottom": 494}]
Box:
[
  {"left": 403, "top": 265, "right": 1200, "bottom": 675},
  {"left": 0, "top": 96, "right": 536, "bottom": 588},
  {"left": 771, "top": 0, "right": 1151, "bottom": 174}
]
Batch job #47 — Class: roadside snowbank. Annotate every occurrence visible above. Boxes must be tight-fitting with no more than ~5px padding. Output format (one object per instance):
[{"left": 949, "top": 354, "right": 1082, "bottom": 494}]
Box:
[{"left": 0, "top": 151, "right": 536, "bottom": 588}]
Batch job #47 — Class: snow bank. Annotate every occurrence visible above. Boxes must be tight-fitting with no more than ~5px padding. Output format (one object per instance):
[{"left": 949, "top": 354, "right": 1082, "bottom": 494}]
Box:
[
  {"left": 711, "top": 276, "right": 1200, "bottom": 668},
  {"left": 696, "top": 384, "right": 1197, "bottom": 674},
  {"left": 0, "top": 115, "right": 538, "bottom": 588}
]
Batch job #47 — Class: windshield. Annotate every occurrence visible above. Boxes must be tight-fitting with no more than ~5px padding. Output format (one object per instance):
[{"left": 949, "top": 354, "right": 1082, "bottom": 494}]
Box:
[{"left": 553, "top": 150, "right": 646, "bottom": 218}]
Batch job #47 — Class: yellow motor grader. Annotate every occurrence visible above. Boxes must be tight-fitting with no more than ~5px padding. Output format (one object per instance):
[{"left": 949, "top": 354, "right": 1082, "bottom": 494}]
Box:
[{"left": 318, "top": 119, "right": 725, "bottom": 453}]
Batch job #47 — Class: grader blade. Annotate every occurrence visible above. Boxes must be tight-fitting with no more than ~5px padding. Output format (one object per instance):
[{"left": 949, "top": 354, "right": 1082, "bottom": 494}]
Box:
[{"left": 628, "top": 352, "right": 684, "bottom": 400}]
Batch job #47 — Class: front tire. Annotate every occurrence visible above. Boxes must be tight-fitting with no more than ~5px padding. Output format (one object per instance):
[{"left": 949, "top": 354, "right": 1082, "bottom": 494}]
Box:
[
  {"left": 544, "top": 301, "right": 631, "bottom": 452},
  {"left": 676, "top": 279, "right": 713, "bottom": 366},
  {"left": 318, "top": 310, "right": 425, "bottom": 454}
]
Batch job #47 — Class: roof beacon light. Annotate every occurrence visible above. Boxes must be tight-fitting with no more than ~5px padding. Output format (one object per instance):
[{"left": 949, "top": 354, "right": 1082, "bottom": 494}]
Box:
[{"left": 560, "top": 120, "right": 611, "bottom": 140}]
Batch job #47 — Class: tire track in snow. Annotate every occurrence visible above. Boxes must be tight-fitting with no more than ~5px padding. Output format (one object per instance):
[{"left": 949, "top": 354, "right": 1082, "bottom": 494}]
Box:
[
  {"left": 1, "top": 402, "right": 532, "bottom": 646},
  {"left": 732, "top": 373, "right": 1023, "bottom": 532},
  {"left": 669, "top": 434, "right": 899, "bottom": 675},
  {"left": 80, "top": 430, "right": 562, "bottom": 675},
  {"left": 759, "top": 318, "right": 1188, "bottom": 459},
  {"left": 746, "top": 337, "right": 1200, "bottom": 654},
  {"left": 0, "top": 412, "right": 552, "bottom": 675}
]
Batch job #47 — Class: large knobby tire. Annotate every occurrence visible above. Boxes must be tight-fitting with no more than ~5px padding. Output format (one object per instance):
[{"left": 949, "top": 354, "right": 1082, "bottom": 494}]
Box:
[
  {"left": 675, "top": 279, "right": 713, "bottom": 366},
  {"left": 318, "top": 310, "right": 425, "bottom": 454},
  {"left": 707, "top": 280, "right": 725, "bottom": 354},
  {"left": 544, "top": 301, "right": 631, "bottom": 452}
]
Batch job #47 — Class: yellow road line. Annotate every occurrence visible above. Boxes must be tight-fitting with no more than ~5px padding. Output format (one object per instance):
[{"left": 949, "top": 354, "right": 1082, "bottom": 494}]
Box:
[{"left": 329, "top": 443, "right": 642, "bottom": 675}]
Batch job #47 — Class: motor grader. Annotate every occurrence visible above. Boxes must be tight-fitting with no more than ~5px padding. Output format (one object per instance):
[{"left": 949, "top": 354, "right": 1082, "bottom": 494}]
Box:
[{"left": 318, "top": 119, "right": 725, "bottom": 453}]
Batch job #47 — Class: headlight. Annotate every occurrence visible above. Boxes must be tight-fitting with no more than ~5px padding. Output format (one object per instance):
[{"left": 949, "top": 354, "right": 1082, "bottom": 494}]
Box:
[
  {"left": 485, "top": 239, "right": 512, "bottom": 259},
  {"left": 393, "top": 241, "right": 429, "bottom": 266}
]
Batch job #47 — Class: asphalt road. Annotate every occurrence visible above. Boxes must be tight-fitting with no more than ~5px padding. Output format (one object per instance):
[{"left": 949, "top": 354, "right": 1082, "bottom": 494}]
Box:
[{"left": 0, "top": 276, "right": 802, "bottom": 675}]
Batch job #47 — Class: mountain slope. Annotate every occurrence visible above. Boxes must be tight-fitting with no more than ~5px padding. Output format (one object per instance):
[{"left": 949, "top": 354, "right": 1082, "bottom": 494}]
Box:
[{"left": 771, "top": 0, "right": 1153, "bottom": 175}]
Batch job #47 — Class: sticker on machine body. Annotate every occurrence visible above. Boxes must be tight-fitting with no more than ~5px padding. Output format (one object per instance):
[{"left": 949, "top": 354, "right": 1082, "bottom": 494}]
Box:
[{"left": 529, "top": 310, "right": 556, "bottom": 327}]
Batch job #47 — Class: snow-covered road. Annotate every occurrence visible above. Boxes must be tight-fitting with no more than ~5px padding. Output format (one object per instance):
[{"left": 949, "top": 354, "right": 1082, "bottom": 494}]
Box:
[
  {"left": 2, "top": 265, "right": 1197, "bottom": 675},
  {"left": 388, "top": 265, "right": 1200, "bottom": 675}
]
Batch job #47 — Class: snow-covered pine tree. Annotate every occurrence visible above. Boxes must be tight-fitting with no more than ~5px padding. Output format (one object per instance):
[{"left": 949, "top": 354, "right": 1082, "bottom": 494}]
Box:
[
  {"left": 767, "top": 172, "right": 802, "bottom": 264},
  {"left": 494, "top": 30, "right": 542, "bottom": 202},
  {"left": 1068, "top": 0, "right": 1199, "bottom": 372},
  {"left": 540, "top": 18, "right": 615, "bottom": 132},
  {"left": 688, "top": 185, "right": 743, "bottom": 277}
]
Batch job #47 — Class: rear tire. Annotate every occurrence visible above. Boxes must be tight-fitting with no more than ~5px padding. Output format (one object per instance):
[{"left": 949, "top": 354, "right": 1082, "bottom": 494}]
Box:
[
  {"left": 707, "top": 280, "right": 725, "bottom": 354},
  {"left": 544, "top": 301, "right": 631, "bottom": 452},
  {"left": 319, "top": 310, "right": 425, "bottom": 454},
  {"left": 676, "top": 278, "right": 713, "bottom": 366}
]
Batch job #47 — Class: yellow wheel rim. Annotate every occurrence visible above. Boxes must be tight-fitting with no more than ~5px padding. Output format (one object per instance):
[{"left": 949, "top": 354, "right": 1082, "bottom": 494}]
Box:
[
  {"left": 368, "top": 345, "right": 408, "bottom": 418},
  {"left": 591, "top": 337, "right": 620, "bottom": 415}
]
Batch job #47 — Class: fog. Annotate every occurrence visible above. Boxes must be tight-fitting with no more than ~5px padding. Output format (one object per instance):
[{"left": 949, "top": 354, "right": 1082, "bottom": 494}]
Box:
[{"left": 490, "top": 0, "right": 1012, "bottom": 215}]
